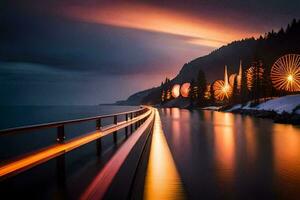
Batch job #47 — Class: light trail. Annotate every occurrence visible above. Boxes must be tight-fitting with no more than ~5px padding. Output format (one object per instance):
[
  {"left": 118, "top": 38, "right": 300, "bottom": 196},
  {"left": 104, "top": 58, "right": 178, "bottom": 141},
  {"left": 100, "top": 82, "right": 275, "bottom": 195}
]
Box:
[
  {"left": 80, "top": 108, "right": 155, "bottom": 200},
  {"left": 0, "top": 109, "right": 152, "bottom": 180},
  {"left": 143, "top": 110, "right": 185, "bottom": 200}
]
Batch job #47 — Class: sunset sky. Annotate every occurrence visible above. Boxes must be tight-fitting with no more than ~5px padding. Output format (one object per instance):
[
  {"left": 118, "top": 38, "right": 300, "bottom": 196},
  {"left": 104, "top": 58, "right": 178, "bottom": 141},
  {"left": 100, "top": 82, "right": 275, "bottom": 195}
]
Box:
[{"left": 1, "top": 0, "right": 299, "bottom": 105}]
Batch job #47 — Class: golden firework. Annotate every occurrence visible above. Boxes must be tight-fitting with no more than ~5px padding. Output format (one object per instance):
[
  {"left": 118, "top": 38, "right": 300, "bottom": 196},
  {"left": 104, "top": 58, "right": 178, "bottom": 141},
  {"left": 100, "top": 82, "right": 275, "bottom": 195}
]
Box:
[
  {"left": 212, "top": 80, "right": 232, "bottom": 101},
  {"left": 246, "top": 66, "right": 264, "bottom": 90},
  {"left": 237, "top": 60, "right": 242, "bottom": 90},
  {"left": 271, "top": 54, "right": 300, "bottom": 92}
]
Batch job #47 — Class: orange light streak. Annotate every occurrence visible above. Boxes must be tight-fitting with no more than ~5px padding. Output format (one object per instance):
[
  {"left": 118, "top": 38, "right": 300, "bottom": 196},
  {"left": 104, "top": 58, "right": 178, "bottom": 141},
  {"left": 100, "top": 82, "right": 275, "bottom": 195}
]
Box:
[
  {"left": 0, "top": 109, "right": 152, "bottom": 179},
  {"left": 81, "top": 108, "right": 155, "bottom": 200},
  {"left": 66, "top": 3, "right": 260, "bottom": 48},
  {"left": 143, "top": 110, "right": 185, "bottom": 200}
]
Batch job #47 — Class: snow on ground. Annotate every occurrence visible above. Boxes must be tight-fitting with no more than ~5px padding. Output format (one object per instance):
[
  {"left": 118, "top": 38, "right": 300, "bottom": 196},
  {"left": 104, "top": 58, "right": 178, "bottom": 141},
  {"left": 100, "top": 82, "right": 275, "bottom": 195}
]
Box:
[
  {"left": 226, "top": 104, "right": 242, "bottom": 112},
  {"left": 227, "top": 94, "right": 300, "bottom": 114},
  {"left": 255, "top": 94, "right": 300, "bottom": 114}
]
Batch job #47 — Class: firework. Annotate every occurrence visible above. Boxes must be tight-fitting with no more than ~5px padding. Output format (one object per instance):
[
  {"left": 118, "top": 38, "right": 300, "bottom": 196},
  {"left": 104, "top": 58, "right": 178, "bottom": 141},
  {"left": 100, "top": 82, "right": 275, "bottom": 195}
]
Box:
[
  {"left": 212, "top": 80, "right": 232, "bottom": 101},
  {"left": 271, "top": 54, "right": 300, "bottom": 92},
  {"left": 237, "top": 60, "right": 242, "bottom": 90}
]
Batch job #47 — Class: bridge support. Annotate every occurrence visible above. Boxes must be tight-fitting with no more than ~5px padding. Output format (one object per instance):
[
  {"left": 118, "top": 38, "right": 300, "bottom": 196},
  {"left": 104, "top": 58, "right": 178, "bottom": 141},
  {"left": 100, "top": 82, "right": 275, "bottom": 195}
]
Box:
[
  {"left": 113, "top": 115, "right": 117, "bottom": 143},
  {"left": 96, "top": 118, "right": 101, "bottom": 130},
  {"left": 125, "top": 114, "right": 128, "bottom": 138},
  {"left": 57, "top": 125, "right": 65, "bottom": 143},
  {"left": 130, "top": 113, "right": 133, "bottom": 134}
]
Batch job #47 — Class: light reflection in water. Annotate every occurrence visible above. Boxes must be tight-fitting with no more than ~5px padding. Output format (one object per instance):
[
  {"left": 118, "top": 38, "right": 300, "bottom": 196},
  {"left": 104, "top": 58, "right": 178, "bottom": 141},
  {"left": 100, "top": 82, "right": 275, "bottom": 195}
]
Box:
[
  {"left": 143, "top": 110, "right": 185, "bottom": 200},
  {"left": 273, "top": 124, "right": 300, "bottom": 196},
  {"left": 170, "top": 108, "right": 192, "bottom": 157},
  {"left": 213, "top": 112, "right": 235, "bottom": 184},
  {"left": 244, "top": 116, "right": 257, "bottom": 163},
  {"left": 159, "top": 108, "right": 300, "bottom": 199}
]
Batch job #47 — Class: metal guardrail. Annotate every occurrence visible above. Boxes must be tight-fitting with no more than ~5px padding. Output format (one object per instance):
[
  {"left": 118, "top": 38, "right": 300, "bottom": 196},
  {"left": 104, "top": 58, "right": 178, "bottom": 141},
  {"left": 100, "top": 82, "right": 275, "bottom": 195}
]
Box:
[
  {"left": 0, "top": 107, "right": 146, "bottom": 140},
  {"left": 0, "top": 106, "right": 152, "bottom": 179}
]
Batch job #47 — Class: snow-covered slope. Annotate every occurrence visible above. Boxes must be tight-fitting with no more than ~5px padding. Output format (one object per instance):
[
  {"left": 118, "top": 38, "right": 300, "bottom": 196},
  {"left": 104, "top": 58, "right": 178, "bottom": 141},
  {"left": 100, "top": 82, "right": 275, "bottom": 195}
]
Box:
[
  {"left": 228, "top": 94, "right": 300, "bottom": 114},
  {"left": 256, "top": 95, "right": 300, "bottom": 114}
]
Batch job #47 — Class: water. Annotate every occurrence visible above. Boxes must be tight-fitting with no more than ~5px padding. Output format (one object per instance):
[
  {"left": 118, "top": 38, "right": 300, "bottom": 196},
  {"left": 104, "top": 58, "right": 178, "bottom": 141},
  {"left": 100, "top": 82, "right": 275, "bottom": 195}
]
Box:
[
  {"left": 0, "top": 105, "right": 138, "bottom": 160},
  {"left": 0, "top": 105, "right": 139, "bottom": 199},
  {"left": 159, "top": 108, "right": 300, "bottom": 200},
  {"left": 1, "top": 107, "right": 300, "bottom": 199}
]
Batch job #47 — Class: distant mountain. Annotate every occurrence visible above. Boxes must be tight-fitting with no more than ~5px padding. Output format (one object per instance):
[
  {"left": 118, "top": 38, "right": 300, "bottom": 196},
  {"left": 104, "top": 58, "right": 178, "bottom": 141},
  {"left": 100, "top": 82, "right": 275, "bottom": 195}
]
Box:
[
  {"left": 115, "top": 87, "right": 157, "bottom": 105},
  {"left": 122, "top": 19, "right": 300, "bottom": 105}
]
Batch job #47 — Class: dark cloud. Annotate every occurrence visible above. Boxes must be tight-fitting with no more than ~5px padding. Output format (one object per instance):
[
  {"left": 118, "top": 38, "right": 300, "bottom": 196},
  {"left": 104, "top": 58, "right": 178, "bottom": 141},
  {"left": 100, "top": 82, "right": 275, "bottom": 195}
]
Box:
[{"left": 0, "top": 7, "right": 210, "bottom": 75}]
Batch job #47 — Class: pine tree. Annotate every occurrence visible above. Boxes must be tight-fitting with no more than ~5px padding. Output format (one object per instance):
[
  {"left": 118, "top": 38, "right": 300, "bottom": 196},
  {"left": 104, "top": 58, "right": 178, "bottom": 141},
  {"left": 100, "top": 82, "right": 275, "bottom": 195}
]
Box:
[
  {"left": 240, "top": 66, "right": 249, "bottom": 104},
  {"left": 196, "top": 69, "right": 207, "bottom": 106},
  {"left": 189, "top": 79, "right": 198, "bottom": 106},
  {"left": 230, "top": 76, "right": 239, "bottom": 105}
]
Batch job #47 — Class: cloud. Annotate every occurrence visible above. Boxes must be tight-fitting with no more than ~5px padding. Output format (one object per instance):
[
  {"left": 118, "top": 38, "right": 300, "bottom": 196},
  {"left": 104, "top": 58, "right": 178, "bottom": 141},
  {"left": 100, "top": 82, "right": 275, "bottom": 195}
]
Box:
[{"left": 65, "top": 3, "right": 261, "bottom": 48}]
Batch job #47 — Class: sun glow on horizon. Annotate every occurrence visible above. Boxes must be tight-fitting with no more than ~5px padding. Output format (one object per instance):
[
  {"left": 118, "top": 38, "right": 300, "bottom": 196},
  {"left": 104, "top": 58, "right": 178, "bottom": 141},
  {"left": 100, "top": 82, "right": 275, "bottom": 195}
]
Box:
[{"left": 66, "top": 3, "right": 261, "bottom": 48}]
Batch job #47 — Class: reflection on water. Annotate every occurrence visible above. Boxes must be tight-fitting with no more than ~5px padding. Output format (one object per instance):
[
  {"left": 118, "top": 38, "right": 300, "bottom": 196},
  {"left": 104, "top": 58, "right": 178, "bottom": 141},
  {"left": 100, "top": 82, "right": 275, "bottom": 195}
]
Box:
[
  {"left": 273, "top": 124, "right": 300, "bottom": 197},
  {"left": 159, "top": 108, "right": 300, "bottom": 199},
  {"left": 244, "top": 117, "right": 257, "bottom": 164},
  {"left": 213, "top": 112, "right": 236, "bottom": 185},
  {"left": 143, "top": 110, "right": 185, "bottom": 200}
]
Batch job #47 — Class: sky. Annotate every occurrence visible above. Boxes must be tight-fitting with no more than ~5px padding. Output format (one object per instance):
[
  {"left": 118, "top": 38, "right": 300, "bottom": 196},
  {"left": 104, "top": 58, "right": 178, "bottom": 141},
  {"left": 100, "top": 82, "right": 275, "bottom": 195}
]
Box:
[{"left": 0, "top": 0, "right": 299, "bottom": 105}]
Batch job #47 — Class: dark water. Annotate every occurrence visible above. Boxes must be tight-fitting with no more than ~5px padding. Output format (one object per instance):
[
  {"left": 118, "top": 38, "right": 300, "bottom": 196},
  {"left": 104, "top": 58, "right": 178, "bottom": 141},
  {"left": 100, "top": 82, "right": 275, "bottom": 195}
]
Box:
[
  {"left": 0, "top": 105, "right": 138, "bottom": 160},
  {"left": 159, "top": 108, "right": 300, "bottom": 200},
  {"left": 0, "top": 105, "right": 140, "bottom": 199}
]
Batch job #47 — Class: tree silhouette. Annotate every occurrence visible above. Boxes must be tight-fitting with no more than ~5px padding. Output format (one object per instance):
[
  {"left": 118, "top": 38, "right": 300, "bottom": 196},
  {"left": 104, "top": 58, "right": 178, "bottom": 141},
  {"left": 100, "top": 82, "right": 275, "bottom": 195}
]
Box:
[{"left": 196, "top": 69, "right": 207, "bottom": 106}]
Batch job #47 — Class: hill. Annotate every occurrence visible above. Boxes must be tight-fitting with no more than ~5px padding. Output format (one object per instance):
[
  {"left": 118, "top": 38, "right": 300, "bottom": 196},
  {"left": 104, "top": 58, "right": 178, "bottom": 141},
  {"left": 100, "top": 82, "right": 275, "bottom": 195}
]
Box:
[{"left": 122, "top": 19, "right": 300, "bottom": 105}]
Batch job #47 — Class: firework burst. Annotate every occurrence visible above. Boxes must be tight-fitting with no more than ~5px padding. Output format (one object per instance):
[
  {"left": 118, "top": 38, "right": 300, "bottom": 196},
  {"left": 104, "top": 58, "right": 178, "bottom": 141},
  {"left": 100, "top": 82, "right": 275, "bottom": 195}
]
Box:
[
  {"left": 212, "top": 80, "right": 232, "bottom": 101},
  {"left": 271, "top": 54, "right": 300, "bottom": 92}
]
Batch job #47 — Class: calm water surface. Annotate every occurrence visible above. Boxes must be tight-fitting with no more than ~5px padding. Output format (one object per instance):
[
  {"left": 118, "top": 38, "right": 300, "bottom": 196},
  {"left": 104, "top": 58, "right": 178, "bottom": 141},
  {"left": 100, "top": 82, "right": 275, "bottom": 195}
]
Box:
[
  {"left": 1, "top": 106, "right": 300, "bottom": 200},
  {"left": 0, "top": 105, "right": 139, "bottom": 199},
  {"left": 159, "top": 108, "right": 300, "bottom": 200},
  {"left": 0, "top": 105, "right": 138, "bottom": 160}
]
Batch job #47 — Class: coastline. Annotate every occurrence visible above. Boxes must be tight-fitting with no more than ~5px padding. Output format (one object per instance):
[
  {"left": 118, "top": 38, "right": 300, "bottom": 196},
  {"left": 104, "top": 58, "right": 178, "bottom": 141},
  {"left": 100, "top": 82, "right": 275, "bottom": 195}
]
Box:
[{"left": 157, "top": 94, "right": 300, "bottom": 125}]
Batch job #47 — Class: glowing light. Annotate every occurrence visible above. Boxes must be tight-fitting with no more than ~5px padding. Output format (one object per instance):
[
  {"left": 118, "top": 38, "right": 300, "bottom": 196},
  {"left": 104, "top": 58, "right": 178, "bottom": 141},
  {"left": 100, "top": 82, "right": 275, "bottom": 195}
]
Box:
[
  {"left": 224, "top": 65, "right": 229, "bottom": 86},
  {"left": 180, "top": 83, "right": 190, "bottom": 98},
  {"left": 67, "top": 3, "right": 261, "bottom": 48},
  {"left": 144, "top": 110, "right": 185, "bottom": 200},
  {"left": 287, "top": 74, "right": 293, "bottom": 82},
  {"left": 212, "top": 80, "right": 232, "bottom": 101},
  {"left": 213, "top": 112, "right": 235, "bottom": 184},
  {"left": 237, "top": 61, "right": 242, "bottom": 90},
  {"left": 172, "top": 84, "right": 181, "bottom": 98},
  {"left": 212, "top": 65, "right": 232, "bottom": 101},
  {"left": 271, "top": 54, "right": 300, "bottom": 92}
]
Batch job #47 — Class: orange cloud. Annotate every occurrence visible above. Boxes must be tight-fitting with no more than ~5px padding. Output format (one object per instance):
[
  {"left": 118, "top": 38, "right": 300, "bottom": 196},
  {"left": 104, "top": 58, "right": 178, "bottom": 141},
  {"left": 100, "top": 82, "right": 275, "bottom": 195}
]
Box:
[{"left": 66, "top": 3, "right": 261, "bottom": 48}]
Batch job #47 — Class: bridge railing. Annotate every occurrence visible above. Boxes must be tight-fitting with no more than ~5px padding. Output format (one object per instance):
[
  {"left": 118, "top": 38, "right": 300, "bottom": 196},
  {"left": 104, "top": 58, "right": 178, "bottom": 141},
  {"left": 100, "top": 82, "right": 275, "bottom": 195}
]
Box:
[{"left": 0, "top": 106, "right": 152, "bottom": 179}]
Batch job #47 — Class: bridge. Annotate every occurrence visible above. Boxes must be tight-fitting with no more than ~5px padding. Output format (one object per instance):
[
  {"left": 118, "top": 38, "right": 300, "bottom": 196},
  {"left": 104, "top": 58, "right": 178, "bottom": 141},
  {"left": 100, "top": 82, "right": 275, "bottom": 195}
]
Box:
[{"left": 0, "top": 106, "right": 184, "bottom": 199}]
